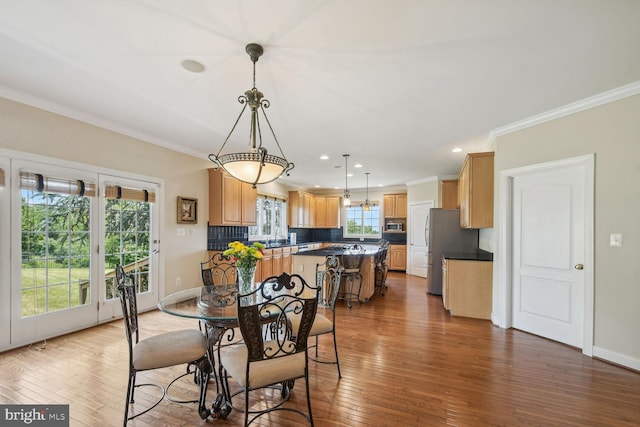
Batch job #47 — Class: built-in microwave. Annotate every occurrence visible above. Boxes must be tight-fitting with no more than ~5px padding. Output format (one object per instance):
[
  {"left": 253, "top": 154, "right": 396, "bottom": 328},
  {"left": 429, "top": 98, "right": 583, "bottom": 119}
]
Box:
[{"left": 386, "top": 222, "right": 403, "bottom": 231}]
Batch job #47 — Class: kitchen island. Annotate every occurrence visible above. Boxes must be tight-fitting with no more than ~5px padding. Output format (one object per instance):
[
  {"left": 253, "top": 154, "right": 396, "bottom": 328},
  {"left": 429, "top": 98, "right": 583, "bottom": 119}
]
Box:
[{"left": 292, "top": 244, "right": 383, "bottom": 302}]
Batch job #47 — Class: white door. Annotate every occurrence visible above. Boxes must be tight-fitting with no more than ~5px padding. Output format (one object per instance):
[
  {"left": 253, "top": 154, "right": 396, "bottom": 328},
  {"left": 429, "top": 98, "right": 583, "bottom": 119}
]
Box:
[
  {"left": 10, "top": 160, "right": 100, "bottom": 347},
  {"left": 409, "top": 201, "right": 433, "bottom": 277},
  {"left": 512, "top": 164, "right": 586, "bottom": 348},
  {"left": 0, "top": 157, "right": 11, "bottom": 348},
  {"left": 97, "top": 175, "right": 160, "bottom": 322}
]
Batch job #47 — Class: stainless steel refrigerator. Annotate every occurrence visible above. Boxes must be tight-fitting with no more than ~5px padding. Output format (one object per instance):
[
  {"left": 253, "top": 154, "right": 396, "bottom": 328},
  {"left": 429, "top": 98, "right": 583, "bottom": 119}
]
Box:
[{"left": 426, "top": 209, "right": 478, "bottom": 295}]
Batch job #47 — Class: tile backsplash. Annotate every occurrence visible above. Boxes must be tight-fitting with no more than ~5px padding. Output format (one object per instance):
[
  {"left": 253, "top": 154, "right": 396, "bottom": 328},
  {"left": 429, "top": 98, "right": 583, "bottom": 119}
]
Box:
[{"left": 207, "top": 226, "right": 406, "bottom": 250}]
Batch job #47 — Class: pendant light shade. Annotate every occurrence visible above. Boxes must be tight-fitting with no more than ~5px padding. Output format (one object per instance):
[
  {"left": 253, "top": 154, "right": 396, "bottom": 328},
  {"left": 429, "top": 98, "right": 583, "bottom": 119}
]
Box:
[
  {"left": 361, "top": 172, "right": 376, "bottom": 211},
  {"left": 209, "top": 43, "right": 294, "bottom": 188}
]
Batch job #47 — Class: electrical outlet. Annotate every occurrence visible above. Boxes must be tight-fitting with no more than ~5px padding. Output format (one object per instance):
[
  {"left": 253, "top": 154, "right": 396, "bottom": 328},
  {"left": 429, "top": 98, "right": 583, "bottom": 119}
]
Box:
[
  {"left": 299, "top": 265, "right": 304, "bottom": 272},
  {"left": 176, "top": 277, "right": 182, "bottom": 287}
]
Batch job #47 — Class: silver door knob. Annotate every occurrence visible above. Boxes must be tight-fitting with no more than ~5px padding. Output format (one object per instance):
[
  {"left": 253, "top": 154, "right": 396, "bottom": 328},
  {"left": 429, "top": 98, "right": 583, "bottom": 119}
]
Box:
[{"left": 575, "top": 263, "right": 584, "bottom": 270}]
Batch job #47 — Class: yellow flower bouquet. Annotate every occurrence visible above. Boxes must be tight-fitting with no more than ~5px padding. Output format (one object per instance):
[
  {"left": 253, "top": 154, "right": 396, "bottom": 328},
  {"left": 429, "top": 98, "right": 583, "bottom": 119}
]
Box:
[{"left": 223, "top": 241, "right": 265, "bottom": 293}]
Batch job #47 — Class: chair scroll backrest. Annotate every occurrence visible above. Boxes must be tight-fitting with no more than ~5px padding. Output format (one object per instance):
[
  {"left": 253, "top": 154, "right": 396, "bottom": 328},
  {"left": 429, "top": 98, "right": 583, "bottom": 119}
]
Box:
[
  {"left": 316, "top": 255, "right": 341, "bottom": 309},
  {"left": 200, "top": 252, "right": 238, "bottom": 287},
  {"left": 238, "top": 272, "right": 318, "bottom": 362},
  {"left": 116, "top": 265, "right": 139, "bottom": 350},
  {"left": 341, "top": 245, "right": 365, "bottom": 272}
]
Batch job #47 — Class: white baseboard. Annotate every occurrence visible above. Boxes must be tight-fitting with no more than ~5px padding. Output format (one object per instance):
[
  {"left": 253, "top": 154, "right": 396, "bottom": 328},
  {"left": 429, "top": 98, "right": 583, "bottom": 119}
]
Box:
[{"left": 593, "top": 346, "right": 640, "bottom": 372}]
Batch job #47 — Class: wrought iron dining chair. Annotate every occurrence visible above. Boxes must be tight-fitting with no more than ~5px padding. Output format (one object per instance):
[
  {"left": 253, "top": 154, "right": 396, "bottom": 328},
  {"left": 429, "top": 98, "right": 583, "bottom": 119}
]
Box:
[
  {"left": 305, "top": 255, "right": 343, "bottom": 377},
  {"left": 200, "top": 252, "right": 238, "bottom": 287},
  {"left": 116, "top": 265, "right": 211, "bottom": 425},
  {"left": 218, "top": 272, "right": 319, "bottom": 427},
  {"left": 339, "top": 244, "right": 365, "bottom": 308}
]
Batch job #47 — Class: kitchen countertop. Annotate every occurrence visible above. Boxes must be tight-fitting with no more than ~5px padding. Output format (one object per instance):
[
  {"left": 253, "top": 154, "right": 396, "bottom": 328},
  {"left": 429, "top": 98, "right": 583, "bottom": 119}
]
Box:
[
  {"left": 442, "top": 249, "right": 493, "bottom": 261},
  {"left": 294, "top": 244, "right": 382, "bottom": 257}
]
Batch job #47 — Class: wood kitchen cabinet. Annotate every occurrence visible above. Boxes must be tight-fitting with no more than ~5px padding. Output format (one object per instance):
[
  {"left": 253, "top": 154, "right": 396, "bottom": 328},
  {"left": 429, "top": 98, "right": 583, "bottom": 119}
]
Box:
[
  {"left": 388, "top": 244, "right": 406, "bottom": 271},
  {"left": 288, "top": 191, "right": 315, "bottom": 227},
  {"left": 314, "top": 196, "right": 340, "bottom": 228},
  {"left": 256, "top": 248, "right": 273, "bottom": 283},
  {"left": 272, "top": 247, "right": 283, "bottom": 276},
  {"left": 289, "top": 191, "right": 340, "bottom": 228},
  {"left": 383, "top": 193, "right": 407, "bottom": 218},
  {"left": 458, "top": 152, "right": 494, "bottom": 228},
  {"left": 208, "top": 169, "right": 257, "bottom": 226},
  {"left": 282, "top": 246, "right": 293, "bottom": 273},
  {"left": 442, "top": 258, "right": 492, "bottom": 319},
  {"left": 441, "top": 179, "right": 459, "bottom": 209}
]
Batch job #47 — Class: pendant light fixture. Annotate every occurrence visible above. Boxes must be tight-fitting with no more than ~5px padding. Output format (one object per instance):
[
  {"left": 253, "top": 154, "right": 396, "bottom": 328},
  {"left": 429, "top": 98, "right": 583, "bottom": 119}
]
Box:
[
  {"left": 361, "top": 172, "right": 375, "bottom": 211},
  {"left": 342, "top": 154, "right": 351, "bottom": 206},
  {"left": 209, "top": 43, "right": 294, "bottom": 188}
]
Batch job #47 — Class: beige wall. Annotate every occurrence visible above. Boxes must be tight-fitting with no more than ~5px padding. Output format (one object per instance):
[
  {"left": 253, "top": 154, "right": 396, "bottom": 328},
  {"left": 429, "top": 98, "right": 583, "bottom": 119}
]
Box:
[
  {"left": 407, "top": 178, "right": 438, "bottom": 205},
  {"left": 494, "top": 93, "right": 640, "bottom": 365},
  {"left": 0, "top": 97, "right": 212, "bottom": 296}
]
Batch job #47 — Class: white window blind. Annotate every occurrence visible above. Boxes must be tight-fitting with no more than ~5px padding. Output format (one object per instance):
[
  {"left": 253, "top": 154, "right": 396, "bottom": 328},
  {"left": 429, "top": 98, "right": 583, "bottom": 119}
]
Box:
[
  {"left": 19, "top": 171, "right": 96, "bottom": 197},
  {"left": 104, "top": 185, "right": 156, "bottom": 203}
]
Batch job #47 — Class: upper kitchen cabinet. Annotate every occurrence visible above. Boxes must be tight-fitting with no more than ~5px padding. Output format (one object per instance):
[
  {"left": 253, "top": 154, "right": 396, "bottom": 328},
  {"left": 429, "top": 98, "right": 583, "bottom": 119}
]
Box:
[
  {"left": 383, "top": 193, "right": 407, "bottom": 218},
  {"left": 289, "top": 191, "right": 340, "bottom": 228},
  {"left": 440, "top": 179, "right": 459, "bottom": 209},
  {"left": 458, "top": 152, "right": 494, "bottom": 228},
  {"left": 314, "top": 196, "right": 340, "bottom": 228},
  {"left": 288, "top": 191, "right": 313, "bottom": 227},
  {"left": 208, "top": 169, "right": 257, "bottom": 226}
]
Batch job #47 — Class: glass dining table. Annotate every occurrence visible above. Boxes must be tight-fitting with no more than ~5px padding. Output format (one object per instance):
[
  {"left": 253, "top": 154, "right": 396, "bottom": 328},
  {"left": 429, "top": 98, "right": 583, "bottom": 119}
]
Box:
[{"left": 158, "top": 283, "right": 242, "bottom": 420}]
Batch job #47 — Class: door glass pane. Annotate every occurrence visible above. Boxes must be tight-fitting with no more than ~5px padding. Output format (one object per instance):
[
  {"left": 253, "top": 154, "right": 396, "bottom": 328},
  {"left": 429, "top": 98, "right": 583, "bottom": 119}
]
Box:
[
  {"left": 21, "top": 191, "right": 91, "bottom": 317},
  {"left": 104, "top": 198, "right": 152, "bottom": 300}
]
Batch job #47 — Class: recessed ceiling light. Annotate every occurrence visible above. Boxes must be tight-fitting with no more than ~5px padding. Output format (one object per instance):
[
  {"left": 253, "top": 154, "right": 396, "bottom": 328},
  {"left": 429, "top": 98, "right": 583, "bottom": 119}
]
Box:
[
  {"left": 181, "top": 59, "right": 205, "bottom": 73},
  {"left": 354, "top": 163, "right": 363, "bottom": 168},
  {"left": 347, "top": 173, "right": 354, "bottom": 177},
  {"left": 314, "top": 185, "right": 320, "bottom": 188},
  {"left": 320, "top": 155, "right": 329, "bottom": 160},
  {"left": 452, "top": 147, "right": 463, "bottom": 153}
]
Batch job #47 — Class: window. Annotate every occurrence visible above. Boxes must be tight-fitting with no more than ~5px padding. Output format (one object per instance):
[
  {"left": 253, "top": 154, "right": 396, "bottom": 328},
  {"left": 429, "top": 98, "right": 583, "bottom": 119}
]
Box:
[
  {"left": 344, "top": 203, "right": 381, "bottom": 238},
  {"left": 249, "top": 197, "right": 287, "bottom": 241},
  {"left": 104, "top": 185, "right": 155, "bottom": 300}
]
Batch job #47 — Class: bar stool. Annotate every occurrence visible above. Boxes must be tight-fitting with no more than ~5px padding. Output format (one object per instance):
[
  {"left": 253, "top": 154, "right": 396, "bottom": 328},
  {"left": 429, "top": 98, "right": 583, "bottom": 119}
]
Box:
[
  {"left": 374, "top": 241, "right": 389, "bottom": 296},
  {"left": 339, "top": 244, "right": 364, "bottom": 308}
]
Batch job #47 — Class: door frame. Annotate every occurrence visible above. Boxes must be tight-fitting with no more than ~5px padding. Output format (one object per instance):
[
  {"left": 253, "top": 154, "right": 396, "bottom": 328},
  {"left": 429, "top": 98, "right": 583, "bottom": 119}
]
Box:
[{"left": 494, "top": 154, "right": 594, "bottom": 356}]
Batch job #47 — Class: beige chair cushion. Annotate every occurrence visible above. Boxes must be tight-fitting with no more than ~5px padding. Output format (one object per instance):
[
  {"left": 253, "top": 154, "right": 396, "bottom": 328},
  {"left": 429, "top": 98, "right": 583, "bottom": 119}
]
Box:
[
  {"left": 221, "top": 341, "right": 306, "bottom": 389},
  {"left": 133, "top": 329, "right": 207, "bottom": 371},
  {"left": 290, "top": 312, "right": 333, "bottom": 337}
]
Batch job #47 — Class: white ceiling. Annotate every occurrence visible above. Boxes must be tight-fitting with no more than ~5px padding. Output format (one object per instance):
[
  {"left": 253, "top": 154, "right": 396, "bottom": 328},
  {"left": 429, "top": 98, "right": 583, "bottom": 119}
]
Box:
[{"left": 1, "top": 0, "right": 639, "bottom": 191}]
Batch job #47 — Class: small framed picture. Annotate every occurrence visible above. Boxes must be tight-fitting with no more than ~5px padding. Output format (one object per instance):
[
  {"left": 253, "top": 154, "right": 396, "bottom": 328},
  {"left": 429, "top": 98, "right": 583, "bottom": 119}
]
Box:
[{"left": 177, "top": 196, "right": 198, "bottom": 224}]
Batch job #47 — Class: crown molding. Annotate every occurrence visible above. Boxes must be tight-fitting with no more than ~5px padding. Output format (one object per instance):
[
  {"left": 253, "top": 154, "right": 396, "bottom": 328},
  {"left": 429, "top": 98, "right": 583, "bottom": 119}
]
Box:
[
  {"left": 406, "top": 176, "right": 438, "bottom": 186},
  {"left": 489, "top": 80, "right": 640, "bottom": 144}
]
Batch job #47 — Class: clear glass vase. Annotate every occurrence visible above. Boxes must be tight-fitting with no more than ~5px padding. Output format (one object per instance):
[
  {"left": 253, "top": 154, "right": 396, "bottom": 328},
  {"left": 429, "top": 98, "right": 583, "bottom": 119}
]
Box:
[{"left": 237, "top": 266, "right": 257, "bottom": 296}]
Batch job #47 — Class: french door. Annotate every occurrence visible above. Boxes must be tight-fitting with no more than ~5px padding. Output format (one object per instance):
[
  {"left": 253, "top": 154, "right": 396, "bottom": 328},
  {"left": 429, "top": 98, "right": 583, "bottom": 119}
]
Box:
[
  {"left": 10, "top": 160, "right": 99, "bottom": 346},
  {"left": 97, "top": 175, "right": 160, "bottom": 322},
  {"left": 0, "top": 157, "right": 11, "bottom": 349},
  {"left": 7, "top": 158, "right": 160, "bottom": 348}
]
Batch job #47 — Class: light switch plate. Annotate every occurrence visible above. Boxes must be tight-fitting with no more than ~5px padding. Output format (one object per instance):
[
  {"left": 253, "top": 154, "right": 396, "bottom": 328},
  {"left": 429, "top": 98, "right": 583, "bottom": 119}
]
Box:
[{"left": 610, "top": 233, "right": 623, "bottom": 247}]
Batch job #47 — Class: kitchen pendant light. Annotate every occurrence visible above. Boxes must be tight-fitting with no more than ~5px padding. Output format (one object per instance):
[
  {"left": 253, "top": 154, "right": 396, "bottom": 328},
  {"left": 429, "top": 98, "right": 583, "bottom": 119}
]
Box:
[
  {"left": 361, "top": 172, "right": 375, "bottom": 211},
  {"left": 343, "top": 154, "right": 351, "bottom": 206},
  {"left": 209, "top": 43, "right": 294, "bottom": 188}
]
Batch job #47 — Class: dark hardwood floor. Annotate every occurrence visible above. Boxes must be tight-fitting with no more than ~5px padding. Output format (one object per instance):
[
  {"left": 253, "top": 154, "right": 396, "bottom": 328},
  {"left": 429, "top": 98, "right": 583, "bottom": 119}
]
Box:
[{"left": 1, "top": 272, "right": 639, "bottom": 426}]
